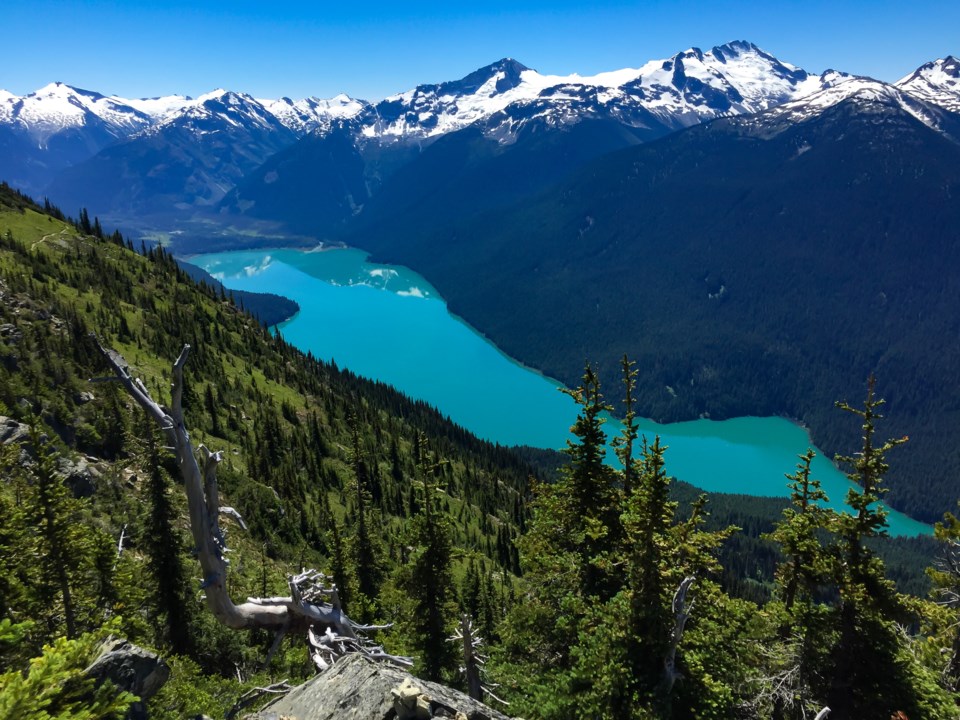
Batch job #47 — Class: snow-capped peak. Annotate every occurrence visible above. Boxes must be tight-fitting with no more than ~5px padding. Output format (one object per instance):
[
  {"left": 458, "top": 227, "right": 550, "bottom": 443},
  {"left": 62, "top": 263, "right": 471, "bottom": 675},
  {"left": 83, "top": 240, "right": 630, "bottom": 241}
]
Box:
[
  {"left": 260, "top": 94, "right": 367, "bottom": 136},
  {"left": 142, "top": 89, "right": 289, "bottom": 138},
  {"left": 112, "top": 94, "right": 192, "bottom": 119},
  {"left": 736, "top": 73, "right": 955, "bottom": 139},
  {"left": 357, "top": 41, "right": 835, "bottom": 143},
  {"left": 196, "top": 88, "right": 232, "bottom": 103},
  {"left": 896, "top": 56, "right": 960, "bottom": 113},
  {"left": 0, "top": 82, "right": 153, "bottom": 142}
]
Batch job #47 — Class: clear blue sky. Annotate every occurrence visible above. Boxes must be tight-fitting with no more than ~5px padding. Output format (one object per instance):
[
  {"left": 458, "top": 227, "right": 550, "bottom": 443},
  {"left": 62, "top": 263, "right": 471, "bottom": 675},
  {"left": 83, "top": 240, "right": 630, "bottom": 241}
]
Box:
[{"left": 3, "top": 0, "right": 957, "bottom": 100}]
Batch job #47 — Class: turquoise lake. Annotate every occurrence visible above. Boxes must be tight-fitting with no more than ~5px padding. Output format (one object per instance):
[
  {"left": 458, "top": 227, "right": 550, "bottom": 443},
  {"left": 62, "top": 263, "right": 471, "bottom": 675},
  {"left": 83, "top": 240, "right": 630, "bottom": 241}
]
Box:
[{"left": 192, "top": 247, "right": 930, "bottom": 537}]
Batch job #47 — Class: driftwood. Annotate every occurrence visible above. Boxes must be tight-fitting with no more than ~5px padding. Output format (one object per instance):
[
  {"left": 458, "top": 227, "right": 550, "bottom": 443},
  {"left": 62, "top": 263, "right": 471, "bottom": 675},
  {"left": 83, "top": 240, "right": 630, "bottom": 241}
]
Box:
[{"left": 96, "top": 341, "right": 411, "bottom": 671}]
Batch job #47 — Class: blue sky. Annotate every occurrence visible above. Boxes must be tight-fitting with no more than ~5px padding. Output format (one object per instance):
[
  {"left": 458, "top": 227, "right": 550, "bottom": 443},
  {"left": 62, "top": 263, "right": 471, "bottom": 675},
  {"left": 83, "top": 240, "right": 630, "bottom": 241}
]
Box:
[{"left": 3, "top": 0, "right": 957, "bottom": 100}]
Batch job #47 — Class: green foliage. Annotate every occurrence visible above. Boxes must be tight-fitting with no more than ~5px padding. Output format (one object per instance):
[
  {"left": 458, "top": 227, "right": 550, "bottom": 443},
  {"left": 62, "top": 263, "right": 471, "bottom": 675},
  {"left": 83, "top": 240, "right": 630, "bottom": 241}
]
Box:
[
  {"left": 922, "top": 509, "right": 960, "bottom": 703},
  {"left": 0, "top": 189, "right": 537, "bottom": 702},
  {"left": 392, "top": 434, "right": 458, "bottom": 681},
  {"left": 498, "top": 362, "right": 740, "bottom": 719},
  {"left": 762, "top": 451, "right": 837, "bottom": 718},
  {"left": 139, "top": 413, "right": 195, "bottom": 655},
  {"left": 2, "top": 188, "right": 958, "bottom": 718},
  {"left": 0, "top": 623, "right": 136, "bottom": 720},
  {"left": 146, "top": 654, "right": 241, "bottom": 720}
]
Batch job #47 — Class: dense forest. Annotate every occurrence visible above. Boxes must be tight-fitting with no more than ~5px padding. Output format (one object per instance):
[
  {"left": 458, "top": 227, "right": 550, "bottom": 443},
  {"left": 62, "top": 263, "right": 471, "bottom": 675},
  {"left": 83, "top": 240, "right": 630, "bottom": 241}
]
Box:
[
  {"left": 340, "top": 96, "right": 960, "bottom": 526},
  {"left": 1, "top": 183, "right": 959, "bottom": 719}
]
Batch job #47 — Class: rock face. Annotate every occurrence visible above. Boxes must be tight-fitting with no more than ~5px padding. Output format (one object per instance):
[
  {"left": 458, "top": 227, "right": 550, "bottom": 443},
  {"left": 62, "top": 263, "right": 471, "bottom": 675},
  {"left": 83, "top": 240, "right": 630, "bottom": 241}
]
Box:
[
  {"left": 0, "top": 415, "right": 30, "bottom": 445},
  {"left": 84, "top": 637, "right": 170, "bottom": 720},
  {"left": 246, "top": 654, "right": 512, "bottom": 720}
]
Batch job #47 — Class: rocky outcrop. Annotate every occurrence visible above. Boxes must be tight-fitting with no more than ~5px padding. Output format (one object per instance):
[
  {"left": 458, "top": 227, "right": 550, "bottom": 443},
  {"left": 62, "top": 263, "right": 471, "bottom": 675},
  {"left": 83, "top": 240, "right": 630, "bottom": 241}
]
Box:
[
  {"left": 0, "top": 415, "right": 30, "bottom": 445},
  {"left": 84, "top": 637, "right": 170, "bottom": 720},
  {"left": 245, "top": 654, "right": 512, "bottom": 720}
]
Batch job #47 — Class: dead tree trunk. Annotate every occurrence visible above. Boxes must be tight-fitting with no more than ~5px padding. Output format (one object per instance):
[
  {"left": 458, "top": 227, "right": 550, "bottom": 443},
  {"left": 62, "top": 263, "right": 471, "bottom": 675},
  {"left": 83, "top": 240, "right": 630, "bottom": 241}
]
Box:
[
  {"left": 96, "top": 341, "right": 409, "bottom": 670},
  {"left": 661, "top": 575, "right": 695, "bottom": 697},
  {"left": 460, "top": 614, "right": 483, "bottom": 701}
]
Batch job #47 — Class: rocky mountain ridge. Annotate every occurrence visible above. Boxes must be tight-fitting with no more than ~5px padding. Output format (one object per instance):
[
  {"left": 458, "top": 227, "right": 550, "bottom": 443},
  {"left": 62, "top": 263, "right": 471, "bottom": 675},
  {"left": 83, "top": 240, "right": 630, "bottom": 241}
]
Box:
[{"left": 6, "top": 42, "right": 958, "bottom": 219}]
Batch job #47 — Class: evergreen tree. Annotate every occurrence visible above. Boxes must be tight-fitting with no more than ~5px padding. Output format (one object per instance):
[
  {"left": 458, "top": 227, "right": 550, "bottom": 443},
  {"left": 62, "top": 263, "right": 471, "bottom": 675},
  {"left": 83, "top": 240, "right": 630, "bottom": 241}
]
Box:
[
  {"left": 620, "top": 437, "right": 675, "bottom": 711},
  {"left": 141, "top": 413, "right": 194, "bottom": 655},
  {"left": 612, "top": 354, "right": 639, "bottom": 497},
  {"left": 399, "top": 434, "right": 457, "bottom": 681},
  {"left": 560, "top": 363, "right": 620, "bottom": 601},
  {"left": 764, "top": 450, "right": 835, "bottom": 719},
  {"left": 826, "top": 377, "right": 916, "bottom": 719},
  {"left": 349, "top": 415, "right": 384, "bottom": 620},
  {"left": 327, "top": 520, "right": 351, "bottom": 613},
  {"left": 25, "top": 425, "right": 83, "bottom": 639},
  {"left": 0, "top": 623, "right": 136, "bottom": 720}
]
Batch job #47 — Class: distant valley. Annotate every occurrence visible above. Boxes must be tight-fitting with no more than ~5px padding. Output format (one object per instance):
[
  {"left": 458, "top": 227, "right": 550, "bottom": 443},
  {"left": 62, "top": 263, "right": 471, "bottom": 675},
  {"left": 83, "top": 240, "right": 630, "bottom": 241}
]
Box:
[{"left": 3, "top": 40, "right": 959, "bottom": 523}]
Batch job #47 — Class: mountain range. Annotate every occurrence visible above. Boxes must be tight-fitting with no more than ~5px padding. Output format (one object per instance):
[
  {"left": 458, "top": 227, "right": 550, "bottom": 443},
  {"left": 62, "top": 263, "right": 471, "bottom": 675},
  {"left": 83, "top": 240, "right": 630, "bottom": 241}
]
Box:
[
  {"left": 3, "top": 41, "right": 955, "bottom": 226},
  {"left": 4, "top": 41, "right": 960, "bottom": 522}
]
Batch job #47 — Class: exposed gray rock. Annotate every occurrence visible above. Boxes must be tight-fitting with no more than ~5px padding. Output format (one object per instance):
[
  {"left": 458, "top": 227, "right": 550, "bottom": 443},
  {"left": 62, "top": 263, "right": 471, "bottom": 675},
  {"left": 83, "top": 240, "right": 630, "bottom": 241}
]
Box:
[
  {"left": 0, "top": 415, "right": 29, "bottom": 445},
  {"left": 85, "top": 637, "right": 169, "bottom": 720},
  {"left": 0, "top": 323, "right": 22, "bottom": 342},
  {"left": 58, "top": 455, "right": 99, "bottom": 497},
  {"left": 85, "top": 637, "right": 169, "bottom": 699},
  {"left": 245, "top": 654, "right": 511, "bottom": 720}
]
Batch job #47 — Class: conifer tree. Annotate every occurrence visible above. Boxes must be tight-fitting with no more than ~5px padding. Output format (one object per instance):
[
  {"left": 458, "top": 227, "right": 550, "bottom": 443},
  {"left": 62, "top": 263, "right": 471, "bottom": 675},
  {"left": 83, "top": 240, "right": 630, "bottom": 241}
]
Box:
[
  {"left": 769, "top": 450, "right": 832, "bottom": 613},
  {"left": 826, "top": 377, "right": 915, "bottom": 719},
  {"left": 141, "top": 413, "right": 194, "bottom": 655},
  {"left": 327, "top": 520, "right": 351, "bottom": 613},
  {"left": 764, "top": 450, "right": 834, "bottom": 719},
  {"left": 399, "top": 433, "right": 457, "bottom": 681},
  {"left": 26, "top": 425, "right": 82, "bottom": 639},
  {"left": 560, "top": 363, "right": 619, "bottom": 601},
  {"left": 349, "top": 415, "right": 384, "bottom": 619},
  {"left": 620, "top": 437, "right": 675, "bottom": 709}
]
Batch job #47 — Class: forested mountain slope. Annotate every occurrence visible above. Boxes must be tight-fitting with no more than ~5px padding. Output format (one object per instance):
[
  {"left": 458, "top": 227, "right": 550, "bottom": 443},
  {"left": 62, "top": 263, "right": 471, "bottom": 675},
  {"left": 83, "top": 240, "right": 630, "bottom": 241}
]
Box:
[
  {"left": 0, "top": 183, "right": 534, "bottom": 715},
  {"left": 1, "top": 183, "right": 957, "bottom": 719},
  {"left": 346, "top": 90, "right": 960, "bottom": 524}
]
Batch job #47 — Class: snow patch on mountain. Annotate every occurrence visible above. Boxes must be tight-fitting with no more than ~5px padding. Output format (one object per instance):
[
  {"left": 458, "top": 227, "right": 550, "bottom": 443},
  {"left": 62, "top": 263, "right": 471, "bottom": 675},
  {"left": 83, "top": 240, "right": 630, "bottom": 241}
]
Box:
[
  {"left": 121, "top": 94, "right": 193, "bottom": 118},
  {"left": 351, "top": 42, "right": 840, "bottom": 145},
  {"left": 0, "top": 82, "right": 153, "bottom": 143},
  {"left": 896, "top": 56, "right": 960, "bottom": 113},
  {"left": 262, "top": 94, "right": 367, "bottom": 135},
  {"left": 737, "top": 74, "right": 958, "bottom": 139}
]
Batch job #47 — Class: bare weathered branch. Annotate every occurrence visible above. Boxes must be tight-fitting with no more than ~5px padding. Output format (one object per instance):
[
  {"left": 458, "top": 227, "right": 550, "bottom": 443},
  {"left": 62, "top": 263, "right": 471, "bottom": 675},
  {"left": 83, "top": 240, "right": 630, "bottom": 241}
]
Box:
[
  {"left": 225, "top": 680, "right": 293, "bottom": 720},
  {"left": 662, "top": 575, "right": 695, "bottom": 695},
  {"left": 219, "top": 506, "right": 248, "bottom": 531}
]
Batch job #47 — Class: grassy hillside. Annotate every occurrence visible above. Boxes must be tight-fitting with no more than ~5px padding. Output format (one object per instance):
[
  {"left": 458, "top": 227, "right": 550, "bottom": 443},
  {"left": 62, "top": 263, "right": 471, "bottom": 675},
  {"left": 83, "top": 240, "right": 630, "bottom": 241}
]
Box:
[{"left": 0, "top": 182, "right": 538, "bottom": 713}]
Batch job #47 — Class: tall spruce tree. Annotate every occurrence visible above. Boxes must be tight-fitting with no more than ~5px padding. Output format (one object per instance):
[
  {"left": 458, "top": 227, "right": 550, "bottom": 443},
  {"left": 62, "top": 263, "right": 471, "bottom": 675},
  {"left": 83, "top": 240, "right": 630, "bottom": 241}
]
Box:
[
  {"left": 826, "top": 377, "right": 916, "bottom": 719},
  {"left": 349, "top": 414, "right": 383, "bottom": 620},
  {"left": 764, "top": 450, "right": 835, "bottom": 719},
  {"left": 141, "top": 413, "right": 194, "bottom": 655},
  {"left": 560, "top": 363, "right": 620, "bottom": 601},
  {"left": 399, "top": 433, "right": 457, "bottom": 681},
  {"left": 23, "top": 424, "right": 113, "bottom": 640}
]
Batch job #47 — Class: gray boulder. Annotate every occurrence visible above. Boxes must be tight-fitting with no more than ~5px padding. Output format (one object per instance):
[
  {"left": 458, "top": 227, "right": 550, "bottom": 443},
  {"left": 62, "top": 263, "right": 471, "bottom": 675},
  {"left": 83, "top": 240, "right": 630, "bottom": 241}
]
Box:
[
  {"left": 0, "top": 415, "right": 29, "bottom": 445},
  {"left": 85, "top": 637, "right": 170, "bottom": 720},
  {"left": 58, "top": 455, "right": 100, "bottom": 497},
  {"left": 246, "top": 654, "right": 512, "bottom": 720}
]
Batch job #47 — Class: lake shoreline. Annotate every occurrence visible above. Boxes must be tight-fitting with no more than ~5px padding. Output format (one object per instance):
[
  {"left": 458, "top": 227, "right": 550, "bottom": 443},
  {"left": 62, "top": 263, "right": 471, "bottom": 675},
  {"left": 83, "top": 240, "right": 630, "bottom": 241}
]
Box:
[{"left": 189, "top": 245, "right": 932, "bottom": 538}]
